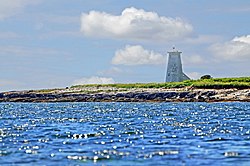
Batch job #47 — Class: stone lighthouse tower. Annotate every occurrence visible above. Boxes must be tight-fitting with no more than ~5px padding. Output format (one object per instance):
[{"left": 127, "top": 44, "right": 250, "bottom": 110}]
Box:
[{"left": 165, "top": 47, "right": 190, "bottom": 82}]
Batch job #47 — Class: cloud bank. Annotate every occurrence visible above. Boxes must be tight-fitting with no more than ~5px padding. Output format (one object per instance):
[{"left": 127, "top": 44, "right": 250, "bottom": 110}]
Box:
[
  {"left": 210, "top": 35, "right": 250, "bottom": 60},
  {"left": 112, "top": 45, "right": 165, "bottom": 65},
  {"left": 81, "top": 7, "right": 193, "bottom": 41},
  {"left": 0, "top": 0, "right": 40, "bottom": 20},
  {"left": 72, "top": 76, "right": 115, "bottom": 85}
]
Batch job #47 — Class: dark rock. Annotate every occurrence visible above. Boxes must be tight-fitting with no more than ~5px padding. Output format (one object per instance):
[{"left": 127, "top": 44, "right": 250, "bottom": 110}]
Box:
[
  {"left": 156, "top": 92, "right": 166, "bottom": 98},
  {"left": 95, "top": 94, "right": 104, "bottom": 100},
  {"left": 116, "top": 93, "right": 125, "bottom": 98},
  {"left": 197, "top": 95, "right": 205, "bottom": 101},
  {"left": 0, "top": 88, "right": 248, "bottom": 102},
  {"left": 178, "top": 92, "right": 189, "bottom": 98},
  {"left": 134, "top": 92, "right": 150, "bottom": 99},
  {"left": 122, "top": 93, "right": 134, "bottom": 98},
  {"left": 163, "top": 92, "right": 178, "bottom": 98},
  {"left": 201, "top": 91, "right": 216, "bottom": 97},
  {"left": 185, "top": 93, "right": 196, "bottom": 98},
  {"left": 7, "top": 93, "right": 20, "bottom": 98},
  {"left": 147, "top": 93, "right": 157, "bottom": 100}
]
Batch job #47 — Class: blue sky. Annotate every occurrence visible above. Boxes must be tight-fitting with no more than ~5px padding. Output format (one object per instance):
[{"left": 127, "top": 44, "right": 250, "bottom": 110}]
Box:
[{"left": 0, "top": 0, "right": 250, "bottom": 91}]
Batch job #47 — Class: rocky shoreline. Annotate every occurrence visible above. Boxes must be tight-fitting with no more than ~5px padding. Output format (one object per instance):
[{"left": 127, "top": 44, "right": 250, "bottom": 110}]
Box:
[{"left": 0, "top": 87, "right": 249, "bottom": 102}]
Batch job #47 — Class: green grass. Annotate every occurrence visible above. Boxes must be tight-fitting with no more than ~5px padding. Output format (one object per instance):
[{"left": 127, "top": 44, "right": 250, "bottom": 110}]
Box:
[
  {"left": 191, "top": 77, "right": 250, "bottom": 89},
  {"left": 65, "top": 89, "right": 128, "bottom": 94},
  {"left": 70, "top": 77, "right": 250, "bottom": 90},
  {"left": 32, "top": 88, "right": 63, "bottom": 93}
]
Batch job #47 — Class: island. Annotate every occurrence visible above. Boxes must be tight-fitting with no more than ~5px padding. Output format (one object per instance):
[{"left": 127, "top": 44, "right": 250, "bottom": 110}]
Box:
[{"left": 0, "top": 77, "right": 249, "bottom": 102}]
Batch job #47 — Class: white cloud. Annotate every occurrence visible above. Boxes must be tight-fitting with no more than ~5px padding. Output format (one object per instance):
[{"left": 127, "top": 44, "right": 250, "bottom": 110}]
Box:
[
  {"left": 112, "top": 45, "right": 165, "bottom": 65},
  {"left": 72, "top": 76, "right": 115, "bottom": 85},
  {"left": 0, "top": 0, "right": 41, "bottom": 20},
  {"left": 210, "top": 35, "right": 250, "bottom": 61},
  {"left": 81, "top": 7, "right": 193, "bottom": 41}
]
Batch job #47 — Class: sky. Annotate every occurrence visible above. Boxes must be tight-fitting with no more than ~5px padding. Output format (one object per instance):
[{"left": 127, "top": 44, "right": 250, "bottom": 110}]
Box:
[{"left": 0, "top": 0, "right": 250, "bottom": 91}]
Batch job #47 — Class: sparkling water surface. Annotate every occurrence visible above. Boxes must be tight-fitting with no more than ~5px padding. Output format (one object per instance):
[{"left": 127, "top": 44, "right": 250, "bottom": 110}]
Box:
[{"left": 0, "top": 102, "right": 250, "bottom": 165}]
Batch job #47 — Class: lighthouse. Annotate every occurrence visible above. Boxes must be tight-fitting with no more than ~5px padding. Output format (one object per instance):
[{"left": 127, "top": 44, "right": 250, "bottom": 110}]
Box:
[{"left": 165, "top": 47, "right": 190, "bottom": 82}]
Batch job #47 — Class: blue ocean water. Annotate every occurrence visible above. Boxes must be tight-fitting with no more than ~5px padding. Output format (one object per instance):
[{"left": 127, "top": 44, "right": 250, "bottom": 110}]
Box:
[{"left": 0, "top": 102, "right": 250, "bottom": 166}]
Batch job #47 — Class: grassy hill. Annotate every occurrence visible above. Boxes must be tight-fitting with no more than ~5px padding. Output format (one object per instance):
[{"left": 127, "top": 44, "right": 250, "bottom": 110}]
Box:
[{"left": 71, "top": 77, "right": 250, "bottom": 90}]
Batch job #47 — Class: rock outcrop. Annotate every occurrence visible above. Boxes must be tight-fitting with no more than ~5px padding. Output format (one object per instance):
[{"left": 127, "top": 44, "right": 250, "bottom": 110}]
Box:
[{"left": 0, "top": 87, "right": 249, "bottom": 102}]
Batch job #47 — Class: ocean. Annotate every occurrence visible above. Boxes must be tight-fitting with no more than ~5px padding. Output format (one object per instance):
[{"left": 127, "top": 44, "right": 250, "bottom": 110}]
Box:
[{"left": 0, "top": 102, "right": 250, "bottom": 165}]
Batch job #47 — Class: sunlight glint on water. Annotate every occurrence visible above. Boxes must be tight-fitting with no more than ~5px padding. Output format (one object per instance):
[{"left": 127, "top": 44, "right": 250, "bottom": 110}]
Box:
[{"left": 0, "top": 102, "right": 250, "bottom": 165}]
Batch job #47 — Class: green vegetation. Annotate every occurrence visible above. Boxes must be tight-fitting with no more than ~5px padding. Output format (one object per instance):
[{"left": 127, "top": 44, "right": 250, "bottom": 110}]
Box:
[
  {"left": 200, "top": 74, "right": 212, "bottom": 80},
  {"left": 65, "top": 89, "right": 128, "bottom": 94},
  {"left": 32, "top": 88, "right": 64, "bottom": 93},
  {"left": 71, "top": 77, "right": 250, "bottom": 89}
]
